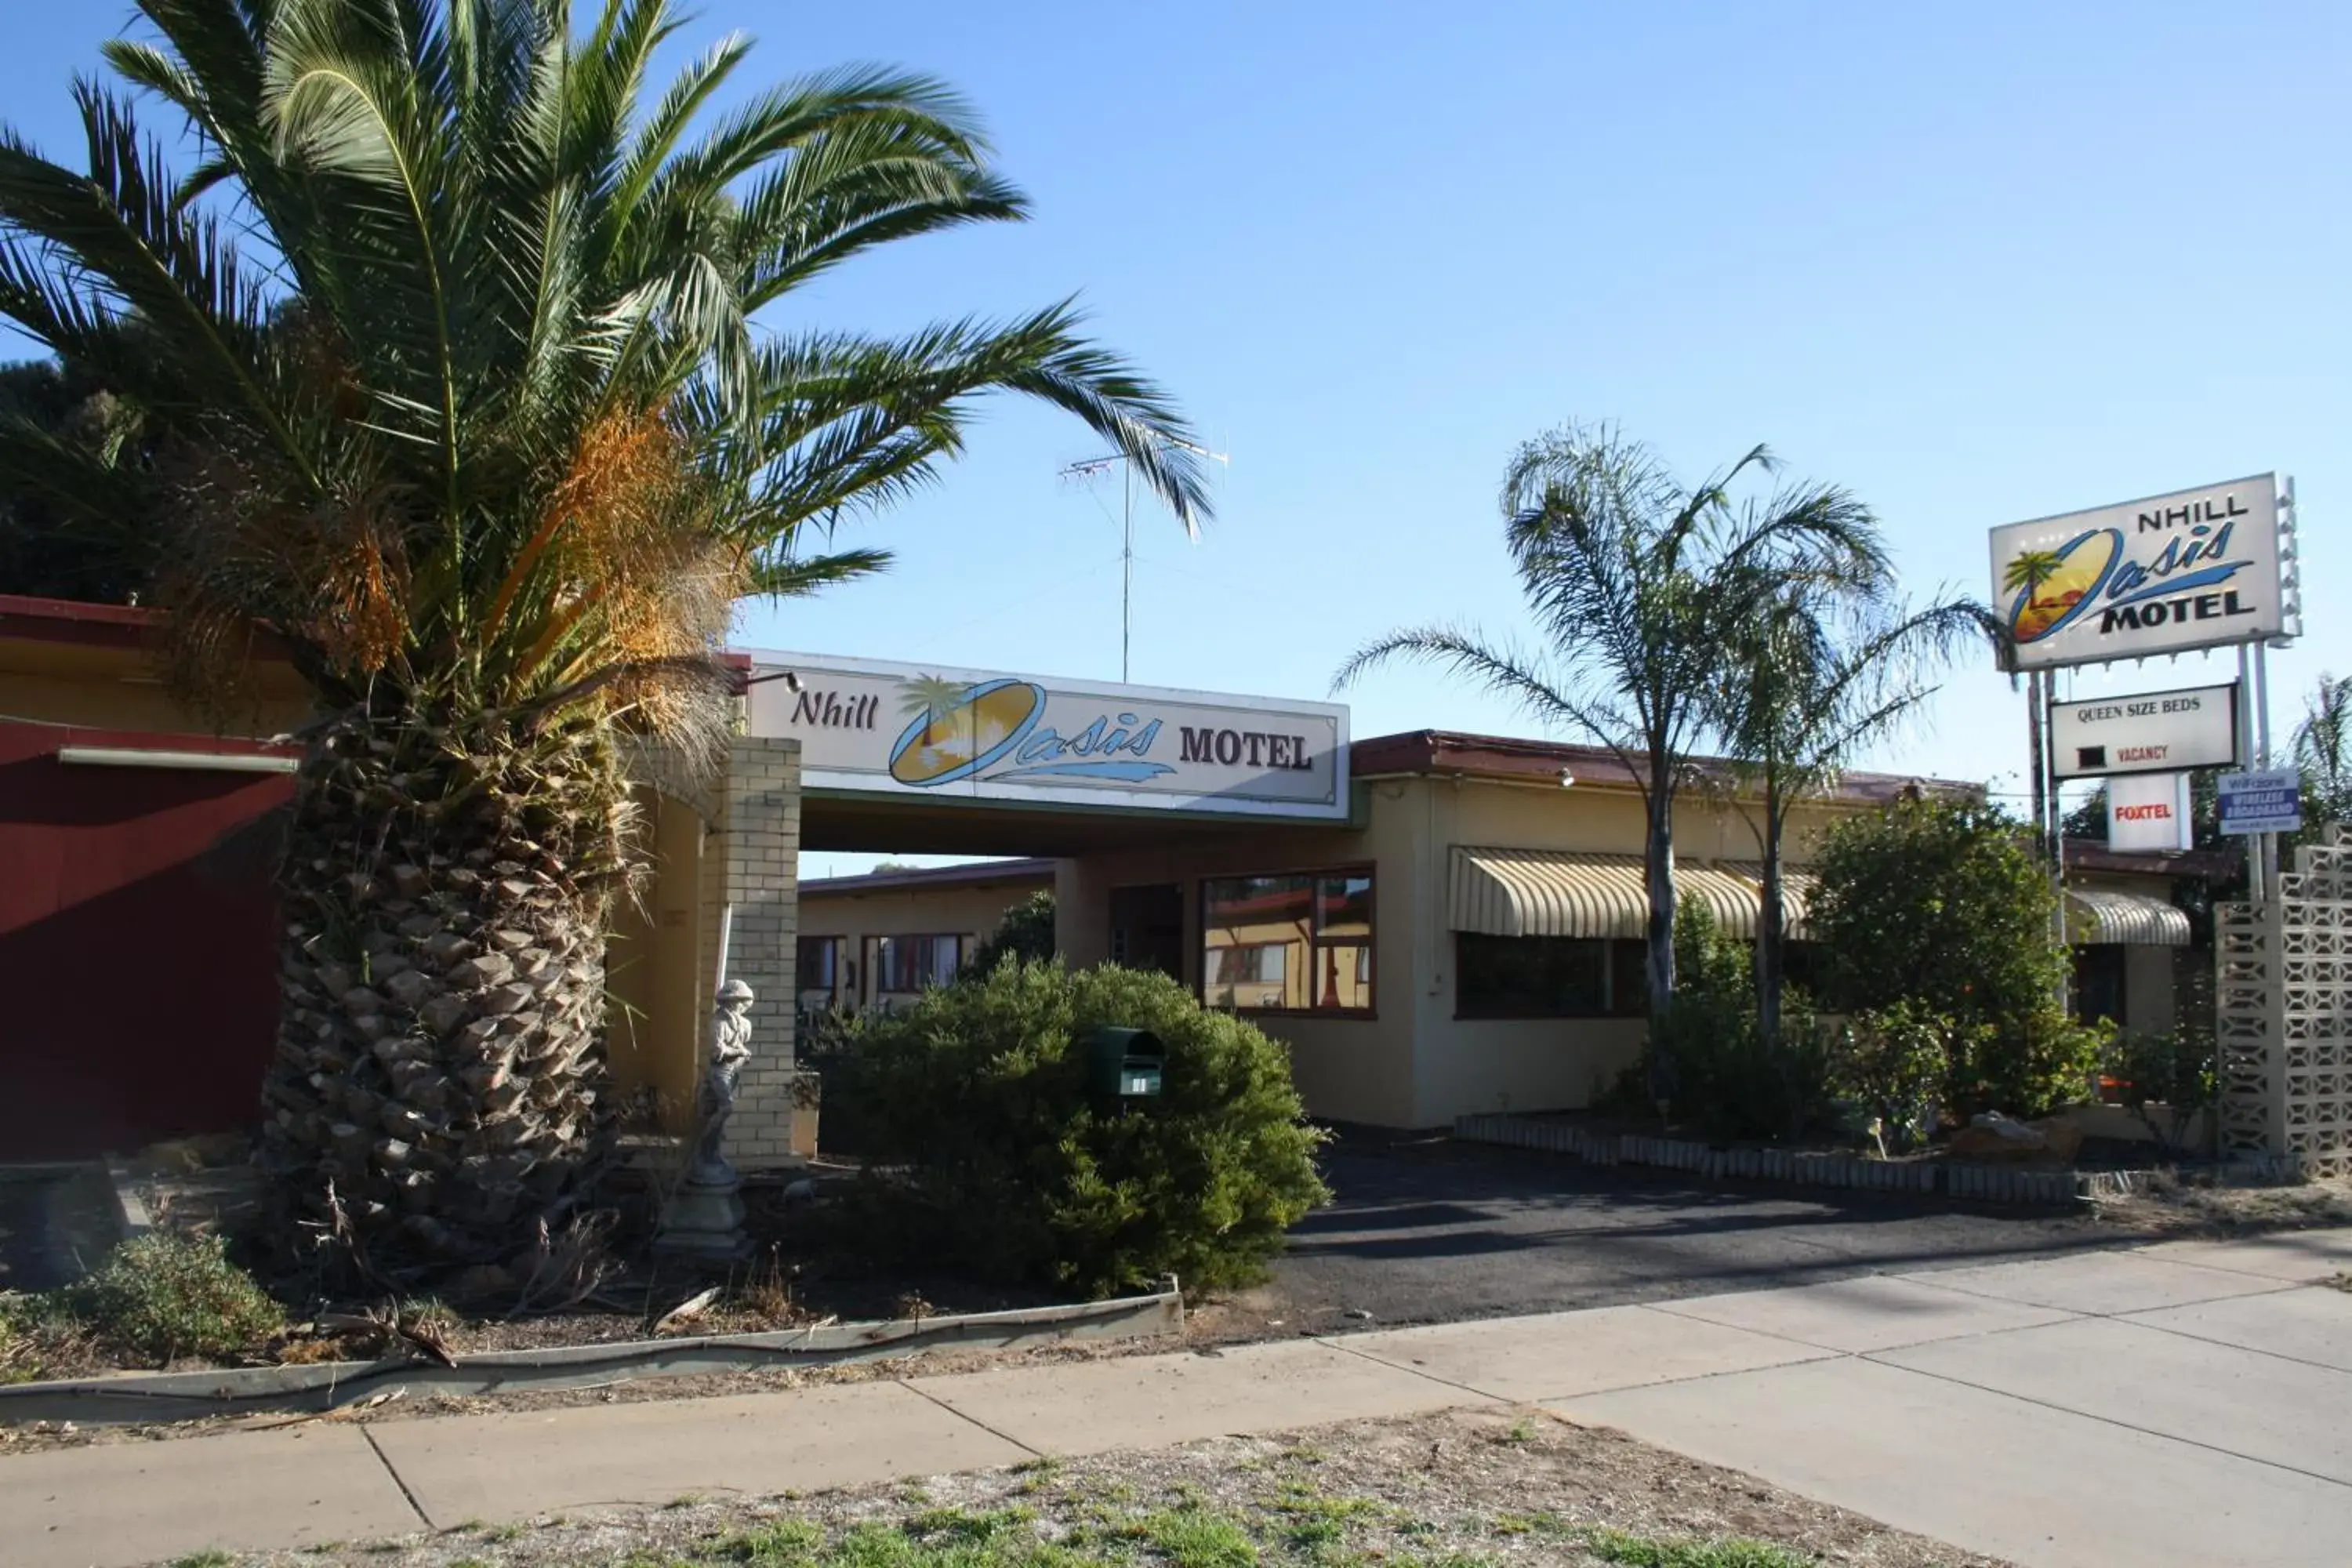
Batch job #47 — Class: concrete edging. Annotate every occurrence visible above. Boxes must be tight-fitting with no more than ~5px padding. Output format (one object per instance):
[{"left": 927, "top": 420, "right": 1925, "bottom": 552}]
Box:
[
  {"left": 1452, "top": 1113, "right": 2303, "bottom": 1207},
  {"left": 0, "top": 1282, "right": 1184, "bottom": 1425}
]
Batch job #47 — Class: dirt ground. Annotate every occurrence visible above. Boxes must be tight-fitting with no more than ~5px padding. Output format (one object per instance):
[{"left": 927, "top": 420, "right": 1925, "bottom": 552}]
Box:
[{"left": 187, "top": 1405, "right": 2009, "bottom": 1568}]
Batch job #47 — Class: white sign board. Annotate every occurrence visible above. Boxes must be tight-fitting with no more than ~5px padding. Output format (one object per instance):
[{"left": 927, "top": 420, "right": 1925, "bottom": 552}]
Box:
[
  {"left": 2107, "top": 771, "right": 2190, "bottom": 853},
  {"left": 742, "top": 650, "right": 1351, "bottom": 820},
  {"left": 2050, "top": 683, "right": 2238, "bottom": 780},
  {"left": 1990, "top": 474, "right": 2281, "bottom": 670},
  {"left": 2217, "top": 768, "right": 2303, "bottom": 836}
]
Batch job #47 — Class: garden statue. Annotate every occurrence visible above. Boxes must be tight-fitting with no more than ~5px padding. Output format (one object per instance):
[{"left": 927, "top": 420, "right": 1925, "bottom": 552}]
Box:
[
  {"left": 658, "top": 978, "right": 756, "bottom": 1261},
  {"left": 690, "top": 978, "right": 756, "bottom": 1185}
]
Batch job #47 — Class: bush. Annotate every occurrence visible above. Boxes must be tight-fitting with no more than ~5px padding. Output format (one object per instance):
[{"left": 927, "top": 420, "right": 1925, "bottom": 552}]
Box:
[
  {"left": 2104, "top": 1023, "right": 2218, "bottom": 1158},
  {"left": 832, "top": 960, "right": 1330, "bottom": 1296},
  {"left": 1810, "top": 797, "right": 2094, "bottom": 1118},
  {"left": 1639, "top": 903, "right": 1835, "bottom": 1143},
  {"left": 57, "top": 1232, "right": 283, "bottom": 1364},
  {"left": 1828, "top": 1001, "right": 1962, "bottom": 1153},
  {"left": 962, "top": 889, "right": 1057, "bottom": 976}
]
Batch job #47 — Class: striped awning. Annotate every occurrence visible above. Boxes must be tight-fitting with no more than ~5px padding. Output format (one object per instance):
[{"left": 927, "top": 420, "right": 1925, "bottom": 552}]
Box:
[
  {"left": 1448, "top": 847, "right": 1811, "bottom": 942},
  {"left": 2066, "top": 888, "right": 2190, "bottom": 947}
]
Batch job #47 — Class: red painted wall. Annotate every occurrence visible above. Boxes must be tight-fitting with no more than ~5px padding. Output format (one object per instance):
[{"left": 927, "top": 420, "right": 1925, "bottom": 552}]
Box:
[{"left": 0, "top": 724, "right": 293, "bottom": 1160}]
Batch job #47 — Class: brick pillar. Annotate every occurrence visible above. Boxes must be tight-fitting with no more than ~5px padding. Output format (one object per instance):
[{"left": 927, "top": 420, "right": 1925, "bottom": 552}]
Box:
[{"left": 717, "top": 735, "right": 803, "bottom": 1164}]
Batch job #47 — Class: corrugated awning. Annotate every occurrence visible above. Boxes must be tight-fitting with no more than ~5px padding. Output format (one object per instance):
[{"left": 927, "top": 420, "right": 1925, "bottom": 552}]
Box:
[
  {"left": 1448, "top": 847, "right": 1811, "bottom": 941},
  {"left": 2067, "top": 888, "right": 2190, "bottom": 947}
]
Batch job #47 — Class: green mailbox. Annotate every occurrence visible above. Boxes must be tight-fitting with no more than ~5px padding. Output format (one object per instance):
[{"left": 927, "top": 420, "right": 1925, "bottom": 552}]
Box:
[{"left": 1083, "top": 1026, "right": 1165, "bottom": 1102}]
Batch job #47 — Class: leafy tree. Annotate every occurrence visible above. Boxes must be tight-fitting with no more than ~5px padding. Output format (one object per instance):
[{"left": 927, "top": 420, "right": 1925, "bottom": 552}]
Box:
[
  {"left": 1334, "top": 424, "right": 1884, "bottom": 1032},
  {"left": 1810, "top": 796, "right": 2098, "bottom": 1117},
  {"left": 1713, "top": 582, "right": 1990, "bottom": 1048},
  {"left": 964, "top": 887, "right": 1056, "bottom": 975},
  {"left": 0, "top": 354, "right": 154, "bottom": 600},
  {"left": 0, "top": 0, "right": 1210, "bottom": 1272}
]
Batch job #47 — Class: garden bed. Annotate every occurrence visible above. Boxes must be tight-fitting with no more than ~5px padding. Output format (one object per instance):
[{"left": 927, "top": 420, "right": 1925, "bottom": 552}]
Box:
[
  {"left": 0, "top": 1147, "right": 1126, "bottom": 1394},
  {"left": 1454, "top": 1111, "right": 2307, "bottom": 1207}
]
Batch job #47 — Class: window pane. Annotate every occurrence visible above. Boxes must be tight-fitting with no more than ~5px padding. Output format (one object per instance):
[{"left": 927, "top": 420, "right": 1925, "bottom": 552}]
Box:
[
  {"left": 1317, "top": 942, "right": 1374, "bottom": 1010},
  {"left": 1318, "top": 874, "right": 1374, "bottom": 938},
  {"left": 1457, "top": 934, "right": 1608, "bottom": 1018},
  {"left": 1610, "top": 938, "right": 1650, "bottom": 1018},
  {"left": 1204, "top": 875, "right": 1313, "bottom": 1009},
  {"left": 797, "top": 937, "right": 838, "bottom": 990}
]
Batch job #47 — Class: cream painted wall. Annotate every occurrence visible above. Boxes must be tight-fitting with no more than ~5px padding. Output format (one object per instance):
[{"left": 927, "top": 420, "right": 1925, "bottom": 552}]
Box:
[
  {"left": 803, "top": 874, "right": 1052, "bottom": 1007},
  {"left": 1054, "top": 774, "right": 1873, "bottom": 1129}
]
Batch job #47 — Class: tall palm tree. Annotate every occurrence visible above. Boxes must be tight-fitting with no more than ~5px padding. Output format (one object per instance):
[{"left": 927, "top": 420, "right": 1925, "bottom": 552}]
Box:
[
  {"left": 0, "top": 0, "right": 1210, "bottom": 1273},
  {"left": 1334, "top": 424, "right": 1886, "bottom": 1029},
  {"left": 2293, "top": 672, "right": 2352, "bottom": 826},
  {"left": 1714, "top": 583, "right": 1993, "bottom": 1049}
]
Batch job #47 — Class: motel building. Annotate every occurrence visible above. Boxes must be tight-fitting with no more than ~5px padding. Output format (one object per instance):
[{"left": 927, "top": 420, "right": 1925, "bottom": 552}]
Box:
[{"left": 0, "top": 601, "right": 2206, "bottom": 1160}]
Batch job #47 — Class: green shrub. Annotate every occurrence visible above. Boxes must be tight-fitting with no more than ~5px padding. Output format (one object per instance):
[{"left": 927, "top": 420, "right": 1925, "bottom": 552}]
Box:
[
  {"left": 60, "top": 1232, "right": 283, "bottom": 1364},
  {"left": 963, "top": 889, "right": 1058, "bottom": 976},
  {"left": 1828, "top": 1001, "right": 1962, "bottom": 1153},
  {"left": 2104, "top": 1022, "right": 2218, "bottom": 1157},
  {"left": 832, "top": 960, "right": 1330, "bottom": 1295},
  {"left": 1810, "top": 797, "right": 2093, "bottom": 1117},
  {"left": 1642, "top": 903, "right": 1835, "bottom": 1142}
]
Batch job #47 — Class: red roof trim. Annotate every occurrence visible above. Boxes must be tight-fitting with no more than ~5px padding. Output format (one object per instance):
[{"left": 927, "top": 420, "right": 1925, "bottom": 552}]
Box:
[
  {"left": 0, "top": 593, "right": 298, "bottom": 661},
  {"left": 1348, "top": 728, "right": 1969, "bottom": 805}
]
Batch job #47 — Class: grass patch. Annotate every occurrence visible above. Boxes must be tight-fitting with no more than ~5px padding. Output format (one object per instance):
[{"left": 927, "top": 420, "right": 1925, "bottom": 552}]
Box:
[
  {"left": 1584, "top": 1527, "right": 1819, "bottom": 1567},
  {"left": 169, "top": 1554, "right": 236, "bottom": 1568},
  {"left": 1135, "top": 1507, "right": 1259, "bottom": 1568}
]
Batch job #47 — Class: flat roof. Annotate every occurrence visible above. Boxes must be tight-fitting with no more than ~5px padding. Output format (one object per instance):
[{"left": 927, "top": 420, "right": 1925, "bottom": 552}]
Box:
[
  {"left": 801, "top": 856, "right": 1058, "bottom": 898},
  {"left": 2062, "top": 838, "right": 2241, "bottom": 881},
  {"left": 1350, "top": 729, "right": 1972, "bottom": 805}
]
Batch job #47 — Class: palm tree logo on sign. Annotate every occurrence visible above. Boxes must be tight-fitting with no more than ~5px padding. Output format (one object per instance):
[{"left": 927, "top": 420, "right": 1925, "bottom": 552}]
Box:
[
  {"left": 2001, "top": 532, "right": 2122, "bottom": 645},
  {"left": 887, "top": 677, "right": 1047, "bottom": 786}
]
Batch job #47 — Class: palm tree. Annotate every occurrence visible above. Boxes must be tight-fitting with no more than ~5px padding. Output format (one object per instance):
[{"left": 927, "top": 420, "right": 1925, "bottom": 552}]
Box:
[
  {"left": 0, "top": 0, "right": 1210, "bottom": 1273},
  {"left": 1714, "top": 584, "right": 1993, "bottom": 1049},
  {"left": 1334, "top": 424, "right": 1886, "bottom": 1029},
  {"left": 2293, "top": 673, "right": 2352, "bottom": 826}
]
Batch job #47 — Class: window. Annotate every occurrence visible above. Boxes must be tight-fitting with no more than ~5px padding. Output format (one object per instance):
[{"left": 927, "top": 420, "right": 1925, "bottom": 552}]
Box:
[
  {"left": 797, "top": 936, "right": 841, "bottom": 996},
  {"left": 872, "top": 934, "right": 964, "bottom": 995},
  {"left": 2074, "top": 946, "right": 2127, "bottom": 1026},
  {"left": 1201, "top": 869, "right": 1374, "bottom": 1013},
  {"left": 1457, "top": 934, "right": 1650, "bottom": 1019}
]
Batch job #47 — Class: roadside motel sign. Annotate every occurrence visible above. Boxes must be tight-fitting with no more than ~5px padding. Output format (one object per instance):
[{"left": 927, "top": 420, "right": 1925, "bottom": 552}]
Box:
[
  {"left": 2049, "top": 683, "right": 2238, "bottom": 781},
  {"left": 742, "top": 649, "right": 1352, "bottom": 821},
  {"left": 1991, "top": 474, "right": 2285, "bottom": 671},
  {"left": 2107, "top": 771, "right": 2190, "bottom": 853},
  {"left": 2218, "top": 769, "right": 2303, "bottom": 837}
]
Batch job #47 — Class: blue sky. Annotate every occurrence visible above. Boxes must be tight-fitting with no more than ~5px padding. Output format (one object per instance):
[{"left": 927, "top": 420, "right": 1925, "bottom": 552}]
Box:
[{"left": 7, "top": 3, "right": 2348, "bottom": 877}]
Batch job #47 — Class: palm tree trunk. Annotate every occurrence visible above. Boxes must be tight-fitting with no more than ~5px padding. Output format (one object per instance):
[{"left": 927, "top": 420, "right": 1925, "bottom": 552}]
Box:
[
  {"left": 1642, "top": 769, "right": 1678, "bottom": 1104},
  {"left": 1758, "top": 779, "right": 1786, "bottom": 1054},
  {"left": 258, "top": 699, "right": 629, "bottom": 1275}
]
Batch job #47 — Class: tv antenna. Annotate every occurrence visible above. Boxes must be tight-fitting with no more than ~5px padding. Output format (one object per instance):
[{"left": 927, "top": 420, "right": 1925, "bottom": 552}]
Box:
[{"left": 1059, "top": 437, "right": 1227, "bottom": 682}]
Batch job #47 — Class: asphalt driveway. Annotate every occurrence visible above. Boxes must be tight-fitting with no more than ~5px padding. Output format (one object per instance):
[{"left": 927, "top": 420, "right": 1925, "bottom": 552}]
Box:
[{"left": 1258, "top": 1131, "right": 2131, "bottom": 1331}]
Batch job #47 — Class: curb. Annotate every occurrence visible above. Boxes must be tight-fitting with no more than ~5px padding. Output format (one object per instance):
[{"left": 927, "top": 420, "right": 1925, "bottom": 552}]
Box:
[
  {"left": 0, "top": 1280, "right": 1184, "bottom": 1426},
  {"left": 1451, "top": 1114, "right": 2303, "bottom": 1207}
]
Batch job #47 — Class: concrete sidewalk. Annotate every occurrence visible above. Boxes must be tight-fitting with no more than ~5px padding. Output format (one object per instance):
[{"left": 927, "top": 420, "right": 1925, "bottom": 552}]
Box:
[{"left": 5, "top": 1229, "right": 2349, "bottom": 1568}]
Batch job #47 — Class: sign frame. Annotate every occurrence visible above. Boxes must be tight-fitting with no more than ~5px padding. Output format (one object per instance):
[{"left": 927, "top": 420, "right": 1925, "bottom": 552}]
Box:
[
  {"left": 2049, "top": 681, "right": 2239, "bottom": 781},
  {"left": 1991, "top": 473, "right": 2282, "bottom": 672}
]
